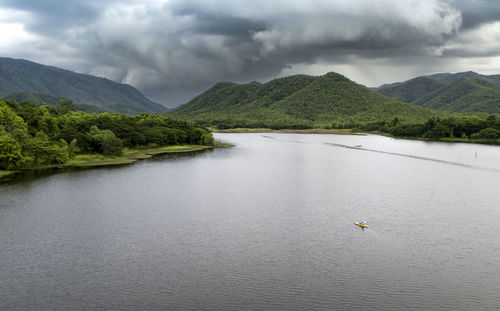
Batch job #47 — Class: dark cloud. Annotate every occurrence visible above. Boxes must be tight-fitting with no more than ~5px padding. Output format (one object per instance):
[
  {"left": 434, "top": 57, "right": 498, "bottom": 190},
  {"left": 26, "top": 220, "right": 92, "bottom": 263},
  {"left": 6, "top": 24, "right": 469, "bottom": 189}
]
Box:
[
  {"left": 452, "top": 0, "right": 500, "bottom": 28},
  {"left": 1, "top": 0, "right": 500, "bottom": 106}
]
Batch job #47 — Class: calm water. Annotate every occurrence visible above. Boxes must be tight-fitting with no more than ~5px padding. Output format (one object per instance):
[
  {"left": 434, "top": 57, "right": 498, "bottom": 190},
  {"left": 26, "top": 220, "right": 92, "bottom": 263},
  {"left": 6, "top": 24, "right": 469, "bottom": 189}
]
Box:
[{"left": 1, "top": 133, "right": 500, "bottom": 310}]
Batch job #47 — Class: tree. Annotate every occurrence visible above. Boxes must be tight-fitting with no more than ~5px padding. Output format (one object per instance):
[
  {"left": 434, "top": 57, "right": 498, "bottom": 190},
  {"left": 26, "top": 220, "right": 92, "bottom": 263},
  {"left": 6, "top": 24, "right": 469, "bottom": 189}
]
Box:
[
  {"left": 38, "top": 110, "right": 60, "bottom": 138},
  {"left": 89, "top": 126, "right": 123, "bottom": 155},
  {"left": 68, "top": 138, "right": 78, "bottom": 157},
  {"left": 425, "top": 124, "right": 452, "bottom": 139},
  {"left": 0, "top": 101, "right": 29, "bottom": 140},
  {"left": 0, "top": 134, "right": 27, "bottom": 169},
  {"left": 22, "top": 131, "right": 69, "bottom": 166},
  {"left": 478, "top": 127, "right": 499, "bottom": 140},
  {"left": 201, "top": 131, "right": 215, "bottom": 146}
]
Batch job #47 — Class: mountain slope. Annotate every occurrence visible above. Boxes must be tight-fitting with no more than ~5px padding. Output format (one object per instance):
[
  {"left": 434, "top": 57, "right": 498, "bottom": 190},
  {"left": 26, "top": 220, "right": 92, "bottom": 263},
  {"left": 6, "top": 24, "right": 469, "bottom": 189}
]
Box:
[
  {"left": 173, "top": 72, "right": 436, "bottom": 127},
  {"left": 0, "top": 57, "right": 167, "bottom": 114},
  {"left": 412, "top": 78, "right": 500, "bottom": 113},
  {"left": 377, "top": 77, "right": 446, "bottom": 103},
  {"left": 426, "top": 71, "right": 500, "bottom": 87},
  {"left": 2, "top": 92, "right": 104, "bottom": 113},
  {"left": 376, "top": 71, "right": 500, "bottom": 113}
]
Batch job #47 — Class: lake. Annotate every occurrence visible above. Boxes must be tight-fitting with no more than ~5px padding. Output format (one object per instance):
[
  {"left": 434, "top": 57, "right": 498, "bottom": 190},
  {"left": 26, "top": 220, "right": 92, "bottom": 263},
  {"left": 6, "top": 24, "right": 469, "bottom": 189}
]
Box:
[{"left": 1, "top": 133, "right": 500, "bottom": 310}]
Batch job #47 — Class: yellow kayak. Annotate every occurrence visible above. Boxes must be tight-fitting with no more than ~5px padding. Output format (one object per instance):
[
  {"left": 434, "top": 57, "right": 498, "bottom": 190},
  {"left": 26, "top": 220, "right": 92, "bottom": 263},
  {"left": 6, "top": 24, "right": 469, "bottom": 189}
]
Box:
[{"left": 355, "top": 222, "right": 368, "bottom": 228}]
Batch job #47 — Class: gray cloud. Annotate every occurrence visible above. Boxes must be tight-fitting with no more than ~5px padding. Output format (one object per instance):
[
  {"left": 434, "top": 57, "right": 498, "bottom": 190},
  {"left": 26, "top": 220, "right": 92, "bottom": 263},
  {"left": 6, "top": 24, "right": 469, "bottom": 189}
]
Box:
[
  {"left": 1, "top": 0, "right": 500, "bottom": 106},
  {"left": 452, "top": 0, "right": 500, "bottom": 28}
]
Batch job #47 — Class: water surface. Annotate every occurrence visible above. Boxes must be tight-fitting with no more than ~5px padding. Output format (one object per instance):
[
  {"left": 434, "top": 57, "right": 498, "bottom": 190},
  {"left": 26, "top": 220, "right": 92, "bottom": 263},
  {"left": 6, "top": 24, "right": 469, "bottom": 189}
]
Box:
[{"left": 1, "top": 133, "right": 500, "bottom": 310}]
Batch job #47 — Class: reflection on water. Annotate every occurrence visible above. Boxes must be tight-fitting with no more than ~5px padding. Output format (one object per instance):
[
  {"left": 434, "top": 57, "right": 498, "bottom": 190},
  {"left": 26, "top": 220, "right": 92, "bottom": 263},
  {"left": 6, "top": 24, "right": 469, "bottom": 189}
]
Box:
[{"left": 1, "top": 133, "right": 500, "bottom": 310}]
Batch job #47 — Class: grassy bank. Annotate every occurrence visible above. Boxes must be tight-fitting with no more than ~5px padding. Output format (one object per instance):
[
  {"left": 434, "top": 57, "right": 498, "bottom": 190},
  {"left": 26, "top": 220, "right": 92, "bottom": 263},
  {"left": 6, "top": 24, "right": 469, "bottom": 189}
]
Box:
[
  {"left": 1, "top": 145, "right": 223, "bottom": 181},
  {"left": 0, "top": 170, "right": 18, "bottom": 178},
  {"left": 65, "top": 145, "right": 216, "bottom": 168}
]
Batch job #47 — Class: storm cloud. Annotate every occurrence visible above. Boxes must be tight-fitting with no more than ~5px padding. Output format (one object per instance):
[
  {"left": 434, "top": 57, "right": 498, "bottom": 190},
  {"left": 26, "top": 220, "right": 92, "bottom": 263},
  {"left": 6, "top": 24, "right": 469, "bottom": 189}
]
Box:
[{"left": 1, "top": 0, "right": 500, "bottom": 107}]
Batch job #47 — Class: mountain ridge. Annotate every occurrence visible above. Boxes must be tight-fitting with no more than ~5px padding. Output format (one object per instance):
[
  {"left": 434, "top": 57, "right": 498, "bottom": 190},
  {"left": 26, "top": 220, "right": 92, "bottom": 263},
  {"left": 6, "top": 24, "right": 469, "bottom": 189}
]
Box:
[
  {"left": 0, "top": 57, "right": 167, "bottom": 114},
  {"left": 412, "top": 77, "right": 500, "bottom": 113},
  {"left": 376, "top": 71, "right": 500, "bottom": 113}
]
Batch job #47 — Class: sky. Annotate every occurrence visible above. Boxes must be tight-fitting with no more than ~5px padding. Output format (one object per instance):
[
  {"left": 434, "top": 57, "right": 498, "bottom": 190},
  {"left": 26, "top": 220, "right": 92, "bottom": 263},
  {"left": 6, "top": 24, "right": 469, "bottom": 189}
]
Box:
[{"left": 1, "top": 0, "right": 500, "bottom": 107}]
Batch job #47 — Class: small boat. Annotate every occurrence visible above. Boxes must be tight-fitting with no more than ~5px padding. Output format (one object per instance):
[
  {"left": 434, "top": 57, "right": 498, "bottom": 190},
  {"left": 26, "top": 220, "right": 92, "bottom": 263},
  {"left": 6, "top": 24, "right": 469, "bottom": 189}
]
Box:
[{"left": 355, "top": 221, "right": 368, "bottom": 228}]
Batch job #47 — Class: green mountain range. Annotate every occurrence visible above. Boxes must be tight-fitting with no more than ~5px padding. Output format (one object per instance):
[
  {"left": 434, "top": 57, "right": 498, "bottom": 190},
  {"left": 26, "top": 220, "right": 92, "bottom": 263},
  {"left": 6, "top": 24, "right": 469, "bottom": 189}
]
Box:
[
  {"left": 0, "top": 57, "right": 167, "bottom": 114},
  {"left": 173, "top": 72, "right": 436, "bottom": 128},
  {"left": 377, "top": 71, "right": 500, "bottom": 113}
]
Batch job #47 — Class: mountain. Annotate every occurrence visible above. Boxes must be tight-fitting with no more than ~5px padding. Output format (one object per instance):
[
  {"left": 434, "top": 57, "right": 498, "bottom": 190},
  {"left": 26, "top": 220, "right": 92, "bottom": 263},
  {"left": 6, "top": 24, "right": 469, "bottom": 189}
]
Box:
[
  {"left": 377, "top": 77, "right": 446, "bottom": 103},
  {"left": 375, "top": 71, "right": 500, "bottom": 113},
  {"left": 412, "top": 78, "right": 500, "bottom": 113},
  {"left": 427, "top": 71, "right": 500, "bottom": 86},
  {"left": 0, "top": 57, "right": 167, "bottom": 114},
  {"left": 173, "top": 72, "right": 436, "bottom": 127}
]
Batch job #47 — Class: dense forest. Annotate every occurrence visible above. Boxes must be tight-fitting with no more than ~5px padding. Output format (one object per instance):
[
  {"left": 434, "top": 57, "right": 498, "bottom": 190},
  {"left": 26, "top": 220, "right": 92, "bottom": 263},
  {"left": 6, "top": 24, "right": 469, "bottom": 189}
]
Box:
[
  {"left": 0, "top": 100, "right": 214, "bottom": 170},
  {"left": 356, "top": 115, "right": 500, "bottom": 143}
]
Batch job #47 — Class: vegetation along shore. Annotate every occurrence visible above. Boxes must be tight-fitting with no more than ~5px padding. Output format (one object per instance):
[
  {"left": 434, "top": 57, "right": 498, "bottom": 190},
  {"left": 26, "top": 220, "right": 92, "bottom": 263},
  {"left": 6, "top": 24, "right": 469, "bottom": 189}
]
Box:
[{"left": 0, "top": 100, "right": 220, "bottom": 181}]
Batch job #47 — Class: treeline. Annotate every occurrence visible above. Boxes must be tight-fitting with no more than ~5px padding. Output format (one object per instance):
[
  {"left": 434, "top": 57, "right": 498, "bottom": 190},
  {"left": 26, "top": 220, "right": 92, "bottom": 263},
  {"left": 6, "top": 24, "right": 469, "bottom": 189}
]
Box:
[
  {"left": 0, "top": 100, "right": 214, "bottom": 170},
  {"left": 356, "top": 115, "right": 500, "bottom": 142},
  {"left": 196, "top": 118, "right": 315, "bottom": 130}
]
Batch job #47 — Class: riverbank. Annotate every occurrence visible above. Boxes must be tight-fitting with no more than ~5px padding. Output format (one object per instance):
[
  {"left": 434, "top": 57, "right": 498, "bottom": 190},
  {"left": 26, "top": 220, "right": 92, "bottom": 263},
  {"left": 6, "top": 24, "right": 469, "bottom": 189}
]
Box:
[
  {"left": 366, "top": 130, "right": 500, "bottom": 145},
  {"left": 1, "top": 143, "right": 232, "bottom": 182},
  {"left": 66, "top": 145, "right": 216, "bottom": 168},
  {"left": 217, "top": 128, "right": 500, "bottom": 145},
  {"left": 215, "top": 128, "right": 359, "bottom": 135},
  {"left": 0, "top": 170, "right": 18, "bottom": 178}
]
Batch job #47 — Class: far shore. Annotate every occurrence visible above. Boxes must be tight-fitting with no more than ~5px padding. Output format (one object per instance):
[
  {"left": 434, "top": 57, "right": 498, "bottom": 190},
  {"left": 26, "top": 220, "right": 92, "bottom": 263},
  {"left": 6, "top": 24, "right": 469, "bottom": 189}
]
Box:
[
  {"left": 214, "top": 128, "right": 500, "bottom": 146},
  {"left": 0, "top": 143, "right": 232, "bottom": 182},
  {"left": 215, "top": 128, "right": 360, "bottom": 135}
]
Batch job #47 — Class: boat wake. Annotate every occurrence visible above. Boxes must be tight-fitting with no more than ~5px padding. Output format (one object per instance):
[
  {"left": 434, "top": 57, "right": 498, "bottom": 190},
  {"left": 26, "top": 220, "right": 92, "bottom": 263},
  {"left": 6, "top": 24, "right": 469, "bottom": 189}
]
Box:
[{"left": 323, "top": 142, "right": 499, "bottom": 172}]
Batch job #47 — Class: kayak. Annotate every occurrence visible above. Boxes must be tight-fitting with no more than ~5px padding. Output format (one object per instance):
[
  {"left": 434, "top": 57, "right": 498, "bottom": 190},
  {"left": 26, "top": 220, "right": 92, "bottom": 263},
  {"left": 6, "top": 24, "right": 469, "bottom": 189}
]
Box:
[{"left": 355, "top": 222, "right": 368, "bottom": 228}]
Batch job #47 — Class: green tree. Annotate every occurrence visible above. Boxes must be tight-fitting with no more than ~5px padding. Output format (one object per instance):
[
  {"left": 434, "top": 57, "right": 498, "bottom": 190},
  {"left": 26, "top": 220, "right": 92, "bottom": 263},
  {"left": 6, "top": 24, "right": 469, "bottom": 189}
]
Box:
[
  {"left": 478, "top": 127, "right": 499, "bottom": 140},
  {"left": 89, "top": 126, "right": 123, "bottom": 155},
  {"left": 425, "top": 124, "right": 452, "bottom": 139},
  {"left": 22, "top": 131, "right": 69, "bottom": 166},
  {"left": 0, "top": 101, "right": 29, "bottom": 140},
  {"left": 0, "top": 134, "right": 27, "bottom": 169},
  {"left": 200, "top": 131, "right": 215, "bottom": 146},
  {"left": 68, "top": 138, "right": 78, "bottom": 157},
  {"left": 38, "top": 110, "right": 60, "bottom": 138}
]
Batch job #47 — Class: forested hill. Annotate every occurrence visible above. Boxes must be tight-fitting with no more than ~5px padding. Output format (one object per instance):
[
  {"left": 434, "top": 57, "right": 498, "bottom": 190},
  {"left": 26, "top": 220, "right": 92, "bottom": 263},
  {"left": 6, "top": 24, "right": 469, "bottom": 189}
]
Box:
[
  {"left": 377, "top": 77, "right": 446, "bottom": 103},
  {"left": 412, "top": 78, "right": 500, "bottom": 113},
  {"left": 0, "top": 57, "right": 167, "bottom": 114},
  {"left": 376, "top": 71, "right": 500, "bottom": 113},
  {"left": 172, "top": 72, "right": 436, "bottom": 128}
]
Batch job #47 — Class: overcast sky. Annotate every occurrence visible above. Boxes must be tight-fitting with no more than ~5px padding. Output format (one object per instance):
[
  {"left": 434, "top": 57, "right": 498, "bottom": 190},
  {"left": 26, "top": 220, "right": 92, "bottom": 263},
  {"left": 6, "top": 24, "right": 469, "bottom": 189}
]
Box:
[{"left": 1, "top": 0, "right": 500, "bottom": 107}]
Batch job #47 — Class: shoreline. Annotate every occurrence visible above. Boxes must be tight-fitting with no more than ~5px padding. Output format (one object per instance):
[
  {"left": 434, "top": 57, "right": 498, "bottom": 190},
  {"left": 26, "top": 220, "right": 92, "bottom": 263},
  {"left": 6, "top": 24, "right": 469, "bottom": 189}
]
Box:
[
  {"left": 215, "top": 128, "right": 360, "bottom": 135},
  {"left": 1, "top": 143, "right": 232, "bottom": 182},
  {"left": 215, "top": 128, "right": 500, "bottom": 146}
]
